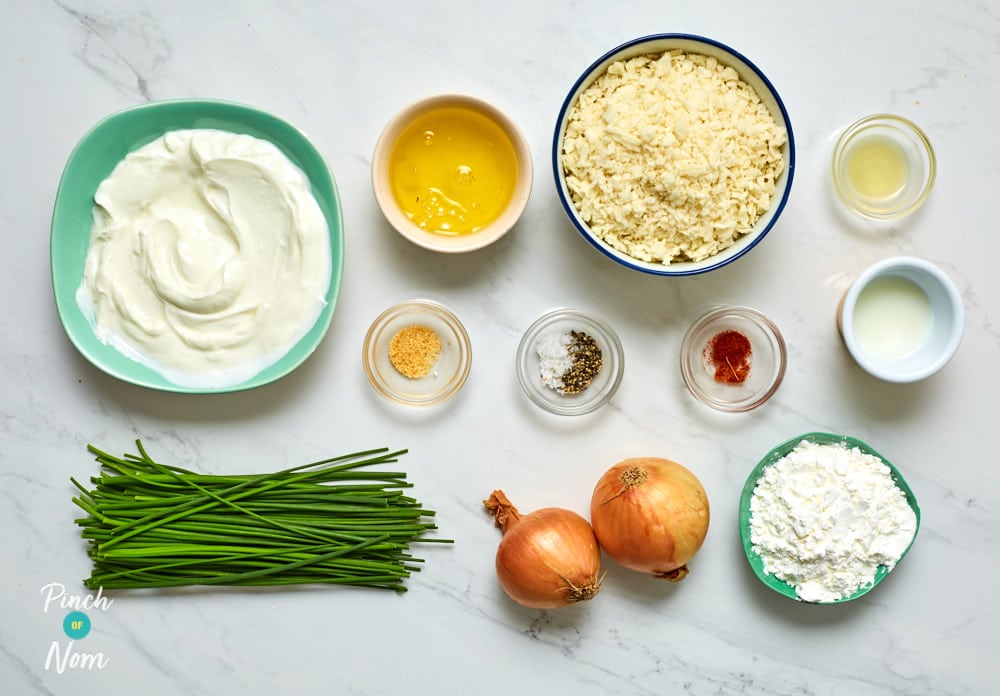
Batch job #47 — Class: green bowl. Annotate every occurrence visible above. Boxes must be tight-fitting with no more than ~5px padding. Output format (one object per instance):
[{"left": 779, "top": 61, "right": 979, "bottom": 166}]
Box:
[
  {"left": 50, "top": 99, "right": 345, "bottom": 393},
  {"left": 738, "top": 432, "right": 920, "bottom": 603}
]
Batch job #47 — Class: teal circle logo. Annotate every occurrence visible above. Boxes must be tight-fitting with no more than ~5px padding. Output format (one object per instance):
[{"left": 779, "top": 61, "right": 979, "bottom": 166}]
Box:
[{"left": 63, "top": 611, "right": 91, "bottom": 640}]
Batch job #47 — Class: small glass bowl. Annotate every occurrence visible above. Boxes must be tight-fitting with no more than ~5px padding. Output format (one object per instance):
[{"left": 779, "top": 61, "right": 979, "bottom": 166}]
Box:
[
  {"left": 363, "top": 299, "right": 471, "bottom": 407},
  {"left": 680, "top": 305, "right": 786, "bottom": 412},
  {"left": 831, "top": 114, "right": 936, "bottom": 220},
  {"left": 515, "top": 308, "right": 624, "bottom": 416}
]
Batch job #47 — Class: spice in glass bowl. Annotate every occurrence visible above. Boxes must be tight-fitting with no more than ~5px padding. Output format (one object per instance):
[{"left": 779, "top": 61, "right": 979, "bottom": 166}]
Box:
[
  {"left": 389, "top": 325, "right": 441, "bottom": 379},
  {"left": 516, "top": 308, "right": 624, "bottom": 416},
  {"left": 679, "top": 305, "right": 785, "bottom": 413},
  {"left": 537, "top": 329, "right": 603, "bottom": 395},
  {"left": 363, "top": 299, "right": 472, "bottom": 407},
  {"left": 705, "top": 329, "right": 751, "bottom": 385}
]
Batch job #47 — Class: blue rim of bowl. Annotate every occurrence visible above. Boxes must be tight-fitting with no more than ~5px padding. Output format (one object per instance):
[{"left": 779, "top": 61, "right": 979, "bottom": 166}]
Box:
[
  {"left": 50, "top": 98, "right": 345, "bottom": 393},
  {"left": 738, "top": 432, "right": 921, "bottom": 603},
  {"left": 552, "top": 33, "right": 796, "bottom": 276}
]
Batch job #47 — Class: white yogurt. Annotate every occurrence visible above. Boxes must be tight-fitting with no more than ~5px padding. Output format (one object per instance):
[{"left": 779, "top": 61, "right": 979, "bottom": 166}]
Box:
[{"left": 77, "top": 129, "right": 331, "bottom": 388}]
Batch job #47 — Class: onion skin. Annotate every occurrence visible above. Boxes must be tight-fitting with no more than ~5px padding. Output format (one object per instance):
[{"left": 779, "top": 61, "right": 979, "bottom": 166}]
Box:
[
  {"left": 590, "top": 458, "right": 709, "bottom": 581},
  {"left": 484, "top": 490, "right": 602, "bottom": 609}
]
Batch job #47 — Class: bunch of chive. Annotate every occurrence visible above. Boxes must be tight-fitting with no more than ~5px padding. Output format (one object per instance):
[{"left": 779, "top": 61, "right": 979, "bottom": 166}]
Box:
[{"left": 71, "top": 442, "right": 449, "bottom": 592}]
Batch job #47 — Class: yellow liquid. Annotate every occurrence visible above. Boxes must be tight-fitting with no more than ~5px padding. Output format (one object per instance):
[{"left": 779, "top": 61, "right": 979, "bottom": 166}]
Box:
[
  {"left": 853, "top": 276, "right": 933, "bottom": 361},
  {"left": 843, "top": 135, "right": 909, "bottom": 201},
  {"left": 388, "top": 106, "right": 518, "bottom": 236}
]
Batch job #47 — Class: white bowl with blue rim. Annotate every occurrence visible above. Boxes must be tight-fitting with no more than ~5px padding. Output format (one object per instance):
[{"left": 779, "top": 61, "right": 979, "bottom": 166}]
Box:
[{"left": 553, "top": 34, "right": 795, "bottom": 276}]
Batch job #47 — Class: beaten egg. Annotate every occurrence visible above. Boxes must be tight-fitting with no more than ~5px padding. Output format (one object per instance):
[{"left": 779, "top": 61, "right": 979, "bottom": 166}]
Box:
[{"left": 388, "top": 106, "right": 518, "bottom": 236}]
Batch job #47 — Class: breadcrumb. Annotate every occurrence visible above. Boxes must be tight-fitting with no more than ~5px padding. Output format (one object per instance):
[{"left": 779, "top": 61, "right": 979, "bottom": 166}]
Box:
[{"left": 561, "top": 50, "right": 787, "bottom": 265}]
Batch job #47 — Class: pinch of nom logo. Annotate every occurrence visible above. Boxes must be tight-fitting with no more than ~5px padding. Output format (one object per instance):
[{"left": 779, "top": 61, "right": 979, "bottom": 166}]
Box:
[{"left": 41, "top": 582, "right": 113, "bottom": 674}]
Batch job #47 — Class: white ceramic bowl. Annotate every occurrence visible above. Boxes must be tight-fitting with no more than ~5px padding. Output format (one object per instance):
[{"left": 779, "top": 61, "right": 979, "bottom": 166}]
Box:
[
  {"left": 838, "top": 257, "right": 963, "bottom": 382},
  {"left": 553, "top": 34, "right": 795, "bottom": 276},
  {"left": 372, "top": 94, "right": 532, "bottom": 253}
]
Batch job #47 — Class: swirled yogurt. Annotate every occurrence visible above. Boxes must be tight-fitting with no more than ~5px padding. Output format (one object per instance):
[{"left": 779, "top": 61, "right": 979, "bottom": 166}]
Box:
[{"left": 77, "top": 129, "right": 331, "bottom": 388}]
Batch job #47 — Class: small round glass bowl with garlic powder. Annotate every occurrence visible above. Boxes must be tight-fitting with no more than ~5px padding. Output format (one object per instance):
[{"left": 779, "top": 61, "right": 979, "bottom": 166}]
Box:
[
  {"left": 363, "top": 299, "right": 471, "bottom": 407},
  {"left": 831, "top": 114, "right": 936, "bottom": 220},
  {"left": 515, "top": 308, "right": 624, "bottom": 416}
]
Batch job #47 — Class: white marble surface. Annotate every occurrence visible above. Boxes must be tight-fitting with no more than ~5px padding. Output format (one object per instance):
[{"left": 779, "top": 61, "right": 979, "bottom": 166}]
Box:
[{"left": 2, "top": 1, "right": 998, "bottom": 694}]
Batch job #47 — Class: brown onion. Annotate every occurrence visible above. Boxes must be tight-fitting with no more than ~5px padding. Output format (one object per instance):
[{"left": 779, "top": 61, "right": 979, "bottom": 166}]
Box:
[
  {"left": 590, "top": 457, "right": 709, "bottom": 581},
  {"left": 484, "top": 490, "right": 602, "bottom": 609}
]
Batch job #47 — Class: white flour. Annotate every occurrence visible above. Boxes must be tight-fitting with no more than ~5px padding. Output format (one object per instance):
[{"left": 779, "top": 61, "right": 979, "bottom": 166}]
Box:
[{"left": 749, "top": 439, "right": 917, "bottom": 602}]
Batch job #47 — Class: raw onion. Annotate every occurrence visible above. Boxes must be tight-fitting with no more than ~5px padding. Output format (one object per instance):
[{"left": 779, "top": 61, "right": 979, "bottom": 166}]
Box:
[
  {"left": 484, "top": 490, "right": 602, "bottom": 609},
  {"left": 590, "top": 457, "right": 709, "bottom": 581}
]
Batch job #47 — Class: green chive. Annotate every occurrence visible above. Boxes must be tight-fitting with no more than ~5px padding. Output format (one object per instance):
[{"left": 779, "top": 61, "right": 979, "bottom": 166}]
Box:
[{"left": 73, "top": 441, "right": 451, "bottom": 593}]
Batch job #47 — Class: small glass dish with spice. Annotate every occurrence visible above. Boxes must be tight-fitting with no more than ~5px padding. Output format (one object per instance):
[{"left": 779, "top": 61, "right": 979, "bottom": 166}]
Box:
[
  {"left": 680, "top": 305, "right": 786, "bottom": 413},
  {"left": 363, "top": 299, "right": 471, "bottom": 407},
  {"left": 515, "top": 307, "right": 624, "bottom": 416}
]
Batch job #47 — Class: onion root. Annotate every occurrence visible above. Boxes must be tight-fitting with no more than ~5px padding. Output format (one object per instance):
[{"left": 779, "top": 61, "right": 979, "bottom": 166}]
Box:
[{"left": 484, "top": 490, "right": 521, "bottom": 532}]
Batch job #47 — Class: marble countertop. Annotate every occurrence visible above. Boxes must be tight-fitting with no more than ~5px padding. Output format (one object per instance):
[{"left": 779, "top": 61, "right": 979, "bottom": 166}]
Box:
[{"left": 3, "top": 1, "right": 998, "bottom": 694}]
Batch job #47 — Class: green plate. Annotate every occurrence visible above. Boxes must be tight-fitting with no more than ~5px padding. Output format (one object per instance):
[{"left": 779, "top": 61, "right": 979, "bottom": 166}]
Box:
[
  {"left": 738, "top": 432, "right": 920, "bottom": 603},
  {"left": 50, "top": 99, "right": 345, "bottom": 393}
]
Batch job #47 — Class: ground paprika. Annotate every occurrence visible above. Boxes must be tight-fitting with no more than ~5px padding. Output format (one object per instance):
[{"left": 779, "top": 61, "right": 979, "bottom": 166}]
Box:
[{"left": 705, "top": 330, "right": 751, "bottom": 384}]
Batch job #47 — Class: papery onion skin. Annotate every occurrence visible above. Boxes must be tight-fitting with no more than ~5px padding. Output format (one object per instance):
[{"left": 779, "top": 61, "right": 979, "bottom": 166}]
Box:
[
  {"left": 590, "top": 458, "right": 710, "bottom": 581},
  {"left": 485, "top": 490, "right": 602, "bottom": 609}
]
